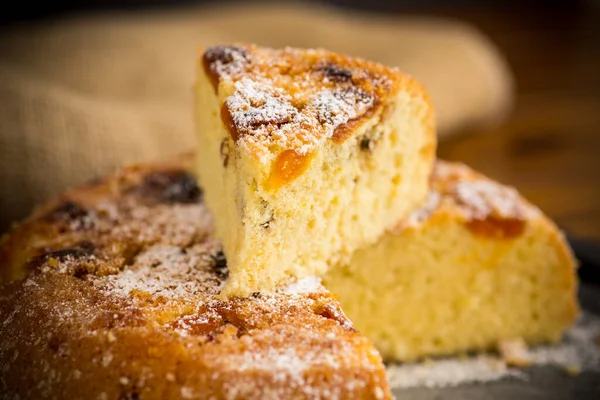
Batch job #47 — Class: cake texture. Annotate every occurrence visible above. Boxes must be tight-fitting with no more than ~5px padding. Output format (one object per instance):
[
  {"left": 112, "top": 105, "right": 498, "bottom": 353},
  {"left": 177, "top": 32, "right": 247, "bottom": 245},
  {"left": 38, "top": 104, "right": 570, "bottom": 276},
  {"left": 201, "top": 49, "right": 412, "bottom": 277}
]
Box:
[
  {"left": 0, "top": 156, "right": 391, "bottom": 400},
  {"left": 195, "top": 44, "right": 436, "bottom": 298},
  {"left": 324, "top": 161, "right": 579, "bottom": 362}
]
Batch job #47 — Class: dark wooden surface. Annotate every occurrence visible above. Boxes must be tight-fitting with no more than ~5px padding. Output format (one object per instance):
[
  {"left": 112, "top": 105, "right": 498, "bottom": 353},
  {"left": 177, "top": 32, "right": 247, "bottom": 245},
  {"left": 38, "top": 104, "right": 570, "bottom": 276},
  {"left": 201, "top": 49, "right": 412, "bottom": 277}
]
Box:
[{"left": 422, "top": 2, "right": 600, "bottom": 241}]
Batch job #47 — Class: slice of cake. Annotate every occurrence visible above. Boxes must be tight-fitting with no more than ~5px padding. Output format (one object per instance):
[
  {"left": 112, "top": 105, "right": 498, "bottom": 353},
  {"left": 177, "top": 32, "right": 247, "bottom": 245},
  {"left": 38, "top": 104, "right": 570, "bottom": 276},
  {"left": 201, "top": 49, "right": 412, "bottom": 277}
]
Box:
[
  {"left": 0, "top": 156, "right": 391, "bottom": 400},
  {"left": 195, "top": 44, "right": 435, "bottom": 298},
  {"left": 324, "top": 161, "right": 579, "bottom": 362}
]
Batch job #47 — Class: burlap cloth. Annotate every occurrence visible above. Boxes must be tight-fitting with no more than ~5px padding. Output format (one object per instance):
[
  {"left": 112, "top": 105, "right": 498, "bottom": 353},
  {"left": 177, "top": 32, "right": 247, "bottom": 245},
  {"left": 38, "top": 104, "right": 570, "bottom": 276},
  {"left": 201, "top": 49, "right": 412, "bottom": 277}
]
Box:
[{"left": 0, "top": 2, "right": 514, "bottom": 231}]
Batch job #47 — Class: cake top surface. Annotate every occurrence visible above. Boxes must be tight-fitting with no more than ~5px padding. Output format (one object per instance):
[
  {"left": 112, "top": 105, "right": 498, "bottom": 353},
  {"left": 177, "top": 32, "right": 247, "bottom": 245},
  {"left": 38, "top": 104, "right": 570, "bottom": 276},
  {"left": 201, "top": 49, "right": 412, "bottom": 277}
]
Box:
[
  {"left": 201, "top": 44, "right": 408, "bottom": 160},
  {"left": 399, "top": 161, "right": 541, "bottom": 236},
  {"left": 0, "top": 155, "right": 388, "bottom": 399}
]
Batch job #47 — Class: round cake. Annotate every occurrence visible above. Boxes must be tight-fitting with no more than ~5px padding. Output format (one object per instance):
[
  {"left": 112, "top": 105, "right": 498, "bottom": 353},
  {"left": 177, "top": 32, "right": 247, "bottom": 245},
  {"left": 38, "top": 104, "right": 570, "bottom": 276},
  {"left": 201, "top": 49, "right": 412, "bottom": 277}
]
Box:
[{"left": 0, "top": 155, "right": 390, "bottom": 400}]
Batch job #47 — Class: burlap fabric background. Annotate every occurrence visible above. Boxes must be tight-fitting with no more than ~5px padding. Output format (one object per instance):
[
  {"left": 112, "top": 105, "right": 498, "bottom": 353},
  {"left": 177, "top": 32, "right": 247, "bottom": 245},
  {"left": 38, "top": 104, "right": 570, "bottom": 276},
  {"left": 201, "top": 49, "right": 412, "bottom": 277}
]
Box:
[{"left": 0, "top": 2, "right": 513, "bottom": 231}]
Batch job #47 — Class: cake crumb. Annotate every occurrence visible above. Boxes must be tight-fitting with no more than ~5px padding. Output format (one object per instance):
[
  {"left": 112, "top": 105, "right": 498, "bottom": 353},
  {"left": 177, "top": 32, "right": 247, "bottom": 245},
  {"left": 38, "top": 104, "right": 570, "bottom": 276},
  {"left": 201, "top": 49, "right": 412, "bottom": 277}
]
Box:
[{"left": 498, "top": 338, "right": 532, "bottom": 367}]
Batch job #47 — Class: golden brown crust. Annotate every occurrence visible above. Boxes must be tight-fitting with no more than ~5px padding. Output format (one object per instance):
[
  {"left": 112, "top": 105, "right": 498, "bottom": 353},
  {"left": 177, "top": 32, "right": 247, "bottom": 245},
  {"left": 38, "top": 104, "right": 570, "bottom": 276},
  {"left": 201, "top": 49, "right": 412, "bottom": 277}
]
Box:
[
  {"left": 0, "top": 155, "right": 202, "bottom": 283},
  {"left": 395, "top": 160, "right": 541, "bottom": 238},
  {"left": 0, "top": 156, "right": 390, "bottom": 400},
  {"left": 200, "top": 44, "right": 417, "bottom": 160}
]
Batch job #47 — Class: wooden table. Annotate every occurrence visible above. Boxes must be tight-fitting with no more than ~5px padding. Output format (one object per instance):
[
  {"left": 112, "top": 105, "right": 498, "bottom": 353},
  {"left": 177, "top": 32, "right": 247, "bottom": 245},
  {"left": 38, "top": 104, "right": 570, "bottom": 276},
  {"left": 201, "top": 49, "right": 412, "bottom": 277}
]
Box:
[{"left": 401, "top": 2, "right": 600, "bottom": 241}]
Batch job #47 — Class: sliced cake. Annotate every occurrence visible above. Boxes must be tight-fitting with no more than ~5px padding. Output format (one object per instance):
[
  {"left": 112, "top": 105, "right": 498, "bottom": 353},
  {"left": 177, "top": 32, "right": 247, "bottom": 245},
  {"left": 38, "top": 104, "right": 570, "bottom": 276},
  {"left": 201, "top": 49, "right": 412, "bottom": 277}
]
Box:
[
  {"left": 195, "top": 44, "right": 436, "bottom": 297},
  {"left": 0, "top": 156, "right": 391, "bottom": 400},
  {"left": 324, "top": 161, "right": 579, "bottom": 361}
]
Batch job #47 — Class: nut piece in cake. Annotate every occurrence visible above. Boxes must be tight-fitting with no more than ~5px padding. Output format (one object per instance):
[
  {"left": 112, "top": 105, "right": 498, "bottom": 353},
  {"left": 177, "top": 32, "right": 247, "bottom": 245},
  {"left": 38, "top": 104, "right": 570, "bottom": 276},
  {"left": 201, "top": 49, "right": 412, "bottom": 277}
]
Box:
[
  {"left": 0, "top": 157, "right": 391, "bottom": 400},
  {"left": 195, "top": 44, "right": 436, "bottom": 298},
  {"left": 324, "top": 161, "right": 578, "bottom": 361}
]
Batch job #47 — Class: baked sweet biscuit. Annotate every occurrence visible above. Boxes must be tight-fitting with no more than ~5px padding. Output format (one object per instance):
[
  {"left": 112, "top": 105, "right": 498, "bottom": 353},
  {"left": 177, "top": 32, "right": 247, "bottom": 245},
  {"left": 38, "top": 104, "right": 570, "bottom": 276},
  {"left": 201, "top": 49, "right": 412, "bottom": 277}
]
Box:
[
  {"left": 195, "top": 44, "right": 436, "bottom": 297},
  {"left": 324, "top": 161, "right": 579, "bottom": 361},
  {"left": 0, "top": 157, "right": 391, "bottom": 400}
]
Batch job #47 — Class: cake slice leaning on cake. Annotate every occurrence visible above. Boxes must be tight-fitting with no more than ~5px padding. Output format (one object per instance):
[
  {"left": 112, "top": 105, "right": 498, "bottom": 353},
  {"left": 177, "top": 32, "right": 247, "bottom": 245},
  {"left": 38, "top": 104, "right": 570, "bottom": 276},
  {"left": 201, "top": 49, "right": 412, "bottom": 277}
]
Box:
[
  {"left": 195, "top": 44, "right": 435, "bottom": 298},
  {"left": 324, "top": 160, "right": 579, "bottom": 362},
  {"left": 0, "top": 156, "right": 391, "bottom": 400}
]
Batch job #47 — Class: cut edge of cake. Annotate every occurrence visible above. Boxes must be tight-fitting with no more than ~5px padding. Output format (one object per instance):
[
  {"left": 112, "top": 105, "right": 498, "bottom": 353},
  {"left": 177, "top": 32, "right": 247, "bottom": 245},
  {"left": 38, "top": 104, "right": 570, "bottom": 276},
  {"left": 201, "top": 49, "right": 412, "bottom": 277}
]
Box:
[{"left": 324, "top": 160, "right": 579, "bottom": 362}]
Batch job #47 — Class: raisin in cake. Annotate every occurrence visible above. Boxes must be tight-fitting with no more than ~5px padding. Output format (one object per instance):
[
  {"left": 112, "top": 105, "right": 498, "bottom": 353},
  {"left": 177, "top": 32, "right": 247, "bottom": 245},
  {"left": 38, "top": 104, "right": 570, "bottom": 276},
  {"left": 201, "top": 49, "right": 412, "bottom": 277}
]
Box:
[
  {"left": 196, "top": 44, "right": 435, "bottom": 298},
  {"left": 0, "top": 156, "right": 391, "bottom": 400},
  {"left": 324, "top": 161, "right": 579, "bottom": 361}
]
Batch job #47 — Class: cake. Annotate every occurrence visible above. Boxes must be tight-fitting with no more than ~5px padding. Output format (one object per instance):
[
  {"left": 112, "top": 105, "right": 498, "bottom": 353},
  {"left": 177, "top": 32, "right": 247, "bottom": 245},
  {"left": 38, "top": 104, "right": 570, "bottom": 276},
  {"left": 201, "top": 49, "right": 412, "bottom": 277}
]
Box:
[
  {"left": 323, "top": 160, "right": 579, "bottom": 361},
  {"left": 195, "top": 44, "right": 435, "bottom": 298},
  {"left": 0, "top": 156, "right": 391, "bottom": 400}
]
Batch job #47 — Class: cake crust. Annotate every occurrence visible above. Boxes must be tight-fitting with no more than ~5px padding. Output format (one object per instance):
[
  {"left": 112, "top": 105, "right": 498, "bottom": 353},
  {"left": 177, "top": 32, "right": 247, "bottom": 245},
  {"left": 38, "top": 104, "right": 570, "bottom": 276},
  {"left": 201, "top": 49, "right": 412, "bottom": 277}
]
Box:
[
  {"left": 395, "top": 160, "right": 543, "bottom": 236},
  {"left": 0, "top": 156, "right": 390, "bottom": 400},
  {"left": 202, "top": 44, "right": 411, "bottom": 161}
]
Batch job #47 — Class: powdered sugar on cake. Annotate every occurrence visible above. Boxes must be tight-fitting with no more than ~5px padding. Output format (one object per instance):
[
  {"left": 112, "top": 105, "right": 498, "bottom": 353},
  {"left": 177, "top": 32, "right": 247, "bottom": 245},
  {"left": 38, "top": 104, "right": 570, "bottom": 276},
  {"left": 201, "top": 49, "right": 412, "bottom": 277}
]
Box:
[
  {"left": 203, "top": 44, "right": 400, "bottom": 161},
  {"left": 389, "top": 161, "right": 541, "bottom": 234},
  {"left": 98, "top": 244, "right": 224, "bottom": 300},
  {"left": 433, "top": 160, "right": 540, "bottom": 221},
  {"left": 452, "top": 180, "right": 527, "bottom": 220},
  {"left": 0, "top": 159, "right": 390, "bottom": 399},
  {"left": 281, "top": 276, "right": 324, "bottom": 294},
  {"left": 226, "top": 77, "right": 376, "bottom": 160}
]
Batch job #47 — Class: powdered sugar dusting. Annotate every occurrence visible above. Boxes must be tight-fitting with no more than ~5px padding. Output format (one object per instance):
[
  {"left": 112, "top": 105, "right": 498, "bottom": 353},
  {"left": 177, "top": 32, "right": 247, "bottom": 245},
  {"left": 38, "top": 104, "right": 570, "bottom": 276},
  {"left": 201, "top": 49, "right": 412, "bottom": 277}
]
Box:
[
  {"left": 216, "top": 329, "right": 372, "bottom": 399},
  {"left": 387, "top": 355, "right": 525, "bottom": 389},
  {"left": 311, "top": 86, "right": 374, "bottom": 130},
  {"left": 281, "top": 276, "right": 324, "bottom": 294},
  {"left": 391, "top": 161, "right": 541, "bottom": 234},
  {"left": 530, "top": 312, "right": 600, "bottom": 368},
  {"left": 234, "top": 346, "right": 310, "bottom": 381},
  {"left": 97, "top": 244, "right": 223, "bottom": 300},
  {"left": 430, "top": 161, "right": 540, "bottom": 223},
  {"left": 452, "top": 180, "right": 528, "bottom": 220},
  {"left": 0, "top": 159, "right": 390, "bottom": 399},
  {"left": 226, "top": 78, "right": 299, "bottom": 136},
  {"left": 203, "top": 44, "right": 399, "bottom": 161},
  {"left": 228, "top": 78, "right": 376, "bottom": 160},
  {"left": 112, "top": 203, "right": 213, "bottom": 248}
]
